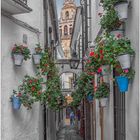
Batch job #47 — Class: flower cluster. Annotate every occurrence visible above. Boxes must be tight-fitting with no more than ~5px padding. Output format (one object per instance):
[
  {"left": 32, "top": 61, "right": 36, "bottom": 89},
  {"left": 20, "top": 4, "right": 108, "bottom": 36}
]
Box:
[
  {"left": 12, "top": 44, "right": 31, "bottom": 60},
  {"left": 12, "top": 75, "right": 42, "bottom": 109},
  {"left": 34, "top": 44, "right": 43, "bottom": 54}
]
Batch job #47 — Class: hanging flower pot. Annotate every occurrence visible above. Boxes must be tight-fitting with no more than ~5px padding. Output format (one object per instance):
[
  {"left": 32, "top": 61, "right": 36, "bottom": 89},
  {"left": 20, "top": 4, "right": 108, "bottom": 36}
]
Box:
[
  {"left": 99, "top": 98, "right": 108, "bottom": 107},
  {"left": 110, "top": 29, "right": 124, "bottom": 38},
  {"left": 114, "top": 2, "right": 128, "bottom": 21},
  {"left": 102, "top": 75, "right": 110, "bottom": 84},
  {"left": 101, "top": 65, "right": 110, "bottom": 76},
  {"left": 11, "top": 95, "right": 21, "bottom": 110},
  {"left": 12, "top": 44, "right": 31, "bottom": 66},
  {"left": 117, "top": 54, "right": 131, "bottom": 69},
  {"left": 32, "top": 54, "right": 42, "bottom": 65},
  {"left": 116, "top": 76, "right": 129, "bottom": 92},
  {"left": 13, "top": 53, "right": 24, "bottom": 66},
  {"left": 86, "top": 93, "right": 94, "bottom": 103}
]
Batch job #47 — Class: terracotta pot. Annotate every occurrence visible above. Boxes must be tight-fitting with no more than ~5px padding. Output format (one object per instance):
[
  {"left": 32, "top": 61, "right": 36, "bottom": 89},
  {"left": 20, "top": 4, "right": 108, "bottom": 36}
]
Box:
[
  {"left": 13, "top": 54, "right": 24, "bottom": 66},
  {"left": 114, "top": 2, "right": 128, "bottom": 21}
]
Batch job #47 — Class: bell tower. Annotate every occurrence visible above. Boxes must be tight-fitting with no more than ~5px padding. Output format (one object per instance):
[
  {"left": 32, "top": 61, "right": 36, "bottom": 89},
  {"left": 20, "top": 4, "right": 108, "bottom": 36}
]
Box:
[{"left": 59, "top": 0, "right": 77, "bottom": 59}]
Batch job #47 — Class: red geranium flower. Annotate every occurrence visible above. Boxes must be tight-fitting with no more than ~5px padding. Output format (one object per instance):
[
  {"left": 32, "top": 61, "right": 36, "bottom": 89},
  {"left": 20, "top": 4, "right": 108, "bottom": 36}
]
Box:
[
  {"left": 17, "top": 93, "right": 22, "bottom": 97},
  {"left": 38, "top": 91, "right": 41, "bottom": 95},
  {"left": 116, "top": 34, "right": 122, "bottom": 38},
  {"left": 31, "top": 86, "right": 35, "bottom": 91},
  {"left": 89, "top": 51, "right": 94, "bottom": 57},
  {"left": 97, "top": 67, "right": 102, "bottom": 73},
  {"left": 29, "top": 80, "right": 32, "bottom": 84},
  {"left": 100, "top": 50, "right": 103, "bottom": 54},
  {"left": 87, "top": 60, "right": 91, "bottom": 63}
]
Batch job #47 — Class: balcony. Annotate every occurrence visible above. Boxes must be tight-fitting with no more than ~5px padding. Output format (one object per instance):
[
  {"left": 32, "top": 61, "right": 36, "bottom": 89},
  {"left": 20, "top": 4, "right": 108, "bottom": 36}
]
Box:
[{"left": 1, "top": 0, "right": 32, "bottom": 15}]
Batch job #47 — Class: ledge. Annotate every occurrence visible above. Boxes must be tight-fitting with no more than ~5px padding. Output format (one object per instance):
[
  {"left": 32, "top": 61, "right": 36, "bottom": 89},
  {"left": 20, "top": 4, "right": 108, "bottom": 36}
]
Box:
[{"left": 1, "top": 0, "right": 32, "bottom": 15}]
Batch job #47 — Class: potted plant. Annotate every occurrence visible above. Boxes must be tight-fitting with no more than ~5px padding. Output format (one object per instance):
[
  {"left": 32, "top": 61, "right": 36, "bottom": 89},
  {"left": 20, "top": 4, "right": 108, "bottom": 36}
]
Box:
[
  {"left": 115, "top": 66, "right": 135, "bottom": 92},
  {"left": 110, "top": 27, "right": 124, "bottom": 38},
  {"left": 32, "top": 43, "right": 43, "bottom": 65},
  {"left": 102, "top": 0, "right": 128, "bottom": 21},
  {"left": 94, "top": 82, "right": 110, "bottom": 107},
  {"left": 12, "top": 44, "right": 31, "bottom": 66},
  {"left": 100, "top": 8, "right": 123, "bottom": 32},
  {"left": 114, "top": 1, "right": 128, "bottom": 21},
  {"left": 86, "top": 92, "right": 94, "bottom": 103},
  {"left": 39, "top": 50, "right": 55, "bottom": 75},
  {"left": 113, "top": 38, "right": 135, "bottom": 69},
  {"left": 85, "top": 51, "right": 101, "bottom": 74},
  {"left": 11, "top": 75, "right": 42, "bottom": 110},
  {"left": 10, "top": 90, "right": 21, "bottom": 110}
]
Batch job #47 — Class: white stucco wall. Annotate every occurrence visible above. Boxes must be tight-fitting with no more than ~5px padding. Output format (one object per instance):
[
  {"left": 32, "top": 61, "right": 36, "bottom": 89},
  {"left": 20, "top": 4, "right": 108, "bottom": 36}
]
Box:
[
  {"left": 125, "top": 0, "right": 139, "bottom": 140},
  {"left": 1, "top": 1, "right": 45, "bottom": 139},
  {"left": 90, "top": 0, "right": 139, "bottom": 140}
]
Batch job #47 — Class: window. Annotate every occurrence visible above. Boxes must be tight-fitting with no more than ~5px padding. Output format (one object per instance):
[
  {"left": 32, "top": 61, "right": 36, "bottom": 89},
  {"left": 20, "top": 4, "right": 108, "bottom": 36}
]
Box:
[
  {"left": 65, "top": 11, "right": 69, "bottom": 19},
  {"left": 69, "top": 27, "right": 72, "bottom": 35},
  {"left": 64, "top": 25, "right": 68, "bottom": 36}
]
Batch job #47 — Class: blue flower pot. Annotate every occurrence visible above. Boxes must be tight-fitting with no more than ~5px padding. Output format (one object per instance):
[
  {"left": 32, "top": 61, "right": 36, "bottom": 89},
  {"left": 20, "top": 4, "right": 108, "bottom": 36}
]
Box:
[
  {"left": 87, "top": 94, "right": 94, "bottom": 102},
  {"left": 116, "top": 76, "right": 129, "bottom": 92},
  {"left": 12, "top": 96, "right": 21, "bottom": 110}
]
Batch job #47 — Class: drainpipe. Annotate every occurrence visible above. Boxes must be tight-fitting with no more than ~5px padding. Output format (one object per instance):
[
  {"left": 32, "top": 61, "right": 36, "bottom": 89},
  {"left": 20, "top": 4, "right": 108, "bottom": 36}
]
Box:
[
  {"left": 43, "top": 0, "right": 49, "bottom": 49},
  {"left": 43, "top": 0, "right": 49, "bottom": 140}
]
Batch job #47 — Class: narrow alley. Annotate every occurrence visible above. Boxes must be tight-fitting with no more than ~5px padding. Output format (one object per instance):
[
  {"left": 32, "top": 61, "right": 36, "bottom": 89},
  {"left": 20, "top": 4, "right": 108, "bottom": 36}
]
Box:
[{"left": 1, "top": 0, "right": 139, "bottom": 140}]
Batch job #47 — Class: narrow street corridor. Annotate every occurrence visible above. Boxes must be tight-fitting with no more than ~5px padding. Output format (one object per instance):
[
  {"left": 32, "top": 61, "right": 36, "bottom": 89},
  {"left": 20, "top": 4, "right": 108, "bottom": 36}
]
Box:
[
  {"left": 57, "top": 122, "right": 82, "bottom": 140},
  {"left": 1, "top": 0, "right": 139, "bottom": 140}
]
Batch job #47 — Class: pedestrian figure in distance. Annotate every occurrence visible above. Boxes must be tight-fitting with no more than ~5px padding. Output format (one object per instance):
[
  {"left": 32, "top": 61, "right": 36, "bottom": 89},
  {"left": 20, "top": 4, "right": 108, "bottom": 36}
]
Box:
[{"left": 70, "top": 111, "right": 75, "bottom": 126}]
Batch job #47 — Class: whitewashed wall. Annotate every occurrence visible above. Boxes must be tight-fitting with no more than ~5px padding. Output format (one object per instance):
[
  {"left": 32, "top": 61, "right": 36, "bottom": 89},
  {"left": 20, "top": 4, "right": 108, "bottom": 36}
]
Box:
[
  {"left": 90, "top": 0, "right": 139, "bottom": 140},
  {"left": 125, "top": 0, "right": 139, "bottom": 140},
  {"left": 1, "top": 0, "right": 45, "bottom": 139}
]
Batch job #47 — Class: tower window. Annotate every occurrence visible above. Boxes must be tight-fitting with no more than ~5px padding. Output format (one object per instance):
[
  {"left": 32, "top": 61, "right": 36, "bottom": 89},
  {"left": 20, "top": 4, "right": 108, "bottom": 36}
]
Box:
[
  {"left": 64, "top": 25, "right": 68, "bottom": 36},
  {"left": 65, "top": 11, "right": 69, "bottom": 19},
  {"left": 69, "top": 27, "right": 72, "bottom": 35}
]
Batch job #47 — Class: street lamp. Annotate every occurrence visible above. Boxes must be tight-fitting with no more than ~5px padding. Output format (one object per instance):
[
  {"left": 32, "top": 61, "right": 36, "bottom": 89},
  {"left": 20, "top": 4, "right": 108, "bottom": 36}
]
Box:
[{"left": 69, "top": 51, "right": 80, "bottom": 69}]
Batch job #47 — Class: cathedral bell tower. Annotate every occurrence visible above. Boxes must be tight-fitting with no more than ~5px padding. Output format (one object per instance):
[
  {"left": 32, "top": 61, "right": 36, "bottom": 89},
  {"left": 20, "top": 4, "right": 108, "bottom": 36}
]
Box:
[{"left": 59, "top": 0, "right": 77, "bottom": 59}]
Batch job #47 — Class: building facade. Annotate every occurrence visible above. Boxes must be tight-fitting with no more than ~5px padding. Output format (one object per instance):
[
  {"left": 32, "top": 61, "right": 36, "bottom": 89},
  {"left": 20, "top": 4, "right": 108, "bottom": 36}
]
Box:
[
  {"left": 79, "top": 0, "right": 139, "bottom": 140},
  {"left": 59, "top": 0, "right": 77, "bottom": 59},
  {"left": 1, "top": 0, "right": 64, "bottom": 140}
]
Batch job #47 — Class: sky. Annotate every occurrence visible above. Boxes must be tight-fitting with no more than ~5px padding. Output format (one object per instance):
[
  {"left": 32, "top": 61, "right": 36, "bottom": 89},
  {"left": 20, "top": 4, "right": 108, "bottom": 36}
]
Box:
[{"left": 56, "top": 0, "right": 80, "bottom": 18}]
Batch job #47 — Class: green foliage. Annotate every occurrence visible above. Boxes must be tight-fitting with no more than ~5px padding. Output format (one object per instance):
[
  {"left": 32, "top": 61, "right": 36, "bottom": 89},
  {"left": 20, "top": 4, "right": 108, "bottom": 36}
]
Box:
[
  {"left": 113, "top": 38, "right": 135, "bottom": 56},
  {"left": 115, "top": 63, "right": 135, "bottom": 80},
  {"left": 34, "top": 43, "right": 43, "bottom": 54},
  {"left": 11, "top": 75, "right": 42, "bottom": 109},
  {"left": 12, "top": 44, "right": 31, "bottom": 60},
  {"left": 100, "top": 8, "right": 122, "bottom": 32},
  {"left": 102, "top": 0, "right": 127, "bottom": 9},
  {"left": 94, "top": 83, "right": 110, "bottom": 99},
  {"left": 70, "top": 72, "right": 94, "bottom": 107},
  {"left": 85, "top": 52, "right": 101, "bottom": 73}
]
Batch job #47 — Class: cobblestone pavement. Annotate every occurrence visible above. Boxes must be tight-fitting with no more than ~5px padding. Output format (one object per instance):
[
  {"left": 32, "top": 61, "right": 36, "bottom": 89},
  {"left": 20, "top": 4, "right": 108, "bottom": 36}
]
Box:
[{"left": 57, "top": 125, "right": 82, "bottom": 140}]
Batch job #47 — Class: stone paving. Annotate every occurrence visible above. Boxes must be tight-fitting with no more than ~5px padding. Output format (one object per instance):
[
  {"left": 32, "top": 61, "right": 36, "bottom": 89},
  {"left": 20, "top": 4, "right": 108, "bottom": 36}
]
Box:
[{"left": 57, "top": 124, "right": 83, "bottom": 140}]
